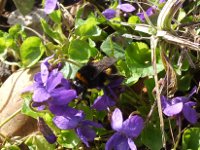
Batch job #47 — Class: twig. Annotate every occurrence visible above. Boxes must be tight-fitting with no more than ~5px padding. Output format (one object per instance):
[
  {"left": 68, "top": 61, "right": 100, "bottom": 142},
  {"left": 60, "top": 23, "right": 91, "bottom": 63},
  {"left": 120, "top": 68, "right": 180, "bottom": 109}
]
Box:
[
  {"left": 23, "top": 26, "right": 48, "bottom": 43},
  {"left": 151, "top": 35, "right": 166, "bottom": 149},
  {"left": 145, "top": 100, "right": 157, "bottom": 124},
  {"left": 157, "top": 30, "right": 200, "bottom": 51},
  {"left": 173, "top": 116, "right": 182, "bottom": 149},
  {"left": 168, "top": 119, "right": 175, "bottom": 146}
]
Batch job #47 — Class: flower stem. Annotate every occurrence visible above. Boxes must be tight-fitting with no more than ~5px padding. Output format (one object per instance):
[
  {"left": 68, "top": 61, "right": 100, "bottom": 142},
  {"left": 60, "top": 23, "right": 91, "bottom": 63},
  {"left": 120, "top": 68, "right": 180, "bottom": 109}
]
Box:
[
  {"left": 173, "top": 117, "right": 182, "bottom": 149},
  {"left": 24, "top": 26, "right": 47, "bottom": 43},
  {"left": 151, "top": 36, "right": 166, "bottom": 149}
]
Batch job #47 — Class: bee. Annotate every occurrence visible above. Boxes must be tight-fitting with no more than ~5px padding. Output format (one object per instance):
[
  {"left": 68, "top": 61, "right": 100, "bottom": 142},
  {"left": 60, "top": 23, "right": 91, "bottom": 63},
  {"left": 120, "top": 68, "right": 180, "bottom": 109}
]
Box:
[{"left": 73, "top": 56, "right": 119, "bottom": 94}]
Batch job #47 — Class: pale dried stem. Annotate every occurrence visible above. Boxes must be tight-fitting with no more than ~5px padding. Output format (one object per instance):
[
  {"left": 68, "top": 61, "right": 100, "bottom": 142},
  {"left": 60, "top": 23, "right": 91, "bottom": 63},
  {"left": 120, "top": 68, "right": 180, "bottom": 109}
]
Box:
[{"left": 151, "top": 36, "right": 166, "bottom": 149}]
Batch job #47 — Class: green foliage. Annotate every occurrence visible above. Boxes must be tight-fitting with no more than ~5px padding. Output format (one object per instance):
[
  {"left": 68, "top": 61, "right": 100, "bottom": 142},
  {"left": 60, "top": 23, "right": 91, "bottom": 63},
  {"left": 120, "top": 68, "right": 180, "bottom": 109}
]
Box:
[
  {"left": 125, "top": 42, "right": 163, "bottom": 84},
  {"left": 1, "top": 0, "right": 199, "bottom": 149},
  {"left": 68, "top": 39, "right": 98, "bottom": 63},
  {"left": 20, "top": 36, "right": 45, "bottom": 67},
  {"left": 21, "top": 95, "right": 39, "bottom": 119},
  {"left": 61, "top": 61, "right": 80, "bottom": 79},
  {"left": 75, "top": 16, "right": 102, "bottom": 38},
  {"left": 182, "top": 127, "right": 200, "bottom": 150},
  {"left": 25, "top": 135, "right": 56, "bottom": 150},
  {"left": 49, "top": 10, "right": 62, "bottom": 24},
  {"left": 57, "top": 130, "right": 80, "bottom": 148},
  {"left": 41, "top": 19, "right": 66, "bottom": 44},
  {"left": 141, "top": 123, "right": 163, "bottom": 150},
  {"left": 100, "top": 34, "right": 126, "bottom": 59},
  {"left": 12, "top": 0, "right": 35, "bottom": 15}
]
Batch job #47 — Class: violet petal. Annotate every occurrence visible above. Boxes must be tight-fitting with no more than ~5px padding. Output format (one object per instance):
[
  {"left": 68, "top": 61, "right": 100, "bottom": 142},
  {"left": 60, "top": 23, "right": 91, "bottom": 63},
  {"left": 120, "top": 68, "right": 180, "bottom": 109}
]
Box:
[
  {"left": 49, "top": 105, "right": 68, "bottom": 115},
  {"left": 137, "top": 12, "right": 145, "bottom": 22},
  {"left": 128, "top": 138, "right": 137, "bottom": 150},
  {"left": 50, "top": 89, "right": 76, "bottom": 105},
  {"left": 161, "top": 95, "right": 170, "bottom": 109},
  {"left": 81, "top": 120, "right": 103, "bottom": 128},
  {"left": 117, "top": 3, "right": 136, "bottom": 13},
  {"left": 102, "top": 9, "right": 116, "bottom": 20},
  {"left": 41, "top": 62, "right": 49, "bottom": 84},
  {"left": 159, "top": 0, "right": 166, "bottom": 3},
  {"left": 38, "top": 118, "right": 57, "bottom": 144},
  {"left": 111, "top": 108, "right": 123, "bottom": 131},
  {"left": 44, "top": 0, "right": 58, "bottom": 14},
  {"left": 92, "top": 95, "right": 116, "bottom": 111},
  {"left": 76, "top": 126, "right": 96, "bottom": 147},
  {"left": 146, "top": 6, "right": 156, "bottom": 16},
  {"left": 172, "top": 96, "right": 189, "bottom": 104},
  {"left": 34, "top": 72, "right": 42, "bottom": 83},
  {"left": 122, "top": 115, "right": 144, "bottom": 138},
  {"left": 46, "top": 71, "right": 63, "bottom": 92},
  {"left": 33, "top": 87, "right": 51, "bottom": 102},
  {"left": 163, "top": 102, "right": 183, "bottom": 116},
  {"left": 105, "top": 133, "right": 129, "bottom": 150},
  {"left": 188, "top": 86, "right": 197, "bottom": 98},
  {"left": 61, "top": 78, "right": 71, "bottom": 89},
  {"left": 183, "top": 103, "right": 197, "bottom": 124},
  {"left": 53, "top": 115, "right": 80, "bottom": 130}
]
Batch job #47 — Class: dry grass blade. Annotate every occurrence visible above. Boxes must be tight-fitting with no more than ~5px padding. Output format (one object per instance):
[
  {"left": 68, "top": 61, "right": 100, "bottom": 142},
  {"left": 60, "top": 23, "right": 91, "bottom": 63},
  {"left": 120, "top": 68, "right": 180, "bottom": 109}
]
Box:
[
  {"left": 160, "top": 50, "right": 177, "bottom": 98},
  {"left": 151, "top": 36, "right": 166, "bottom": 149}
]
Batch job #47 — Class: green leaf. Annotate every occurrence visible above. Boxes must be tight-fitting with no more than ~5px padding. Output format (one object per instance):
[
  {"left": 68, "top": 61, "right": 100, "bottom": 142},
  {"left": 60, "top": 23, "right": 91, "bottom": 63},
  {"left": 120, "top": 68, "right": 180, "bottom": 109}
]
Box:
[
  {"left": 49, "top": 10, "right": 62, "bottom": 24},
  {"left": 182, "top": 127, "right": 200, "bottom": 150},
  {"left": 21, "top": 96, "right": 39, "bottom": 119},
  {"left": 0, "top": 37, "right": 6, "bottom": 54},
  {"left": 125, "top": 42, "right": 163, "bottom": 84},
  {"left": 117, "top": 59, "right": 131, "bottom": 77},
  {"left": 141, "top": 123, "right": 163, "bottom": 150},
  {"left": 128, "top": 16, "right": 140, "bottom": 24},
  {"left": 144, "top": 78, "right": 155, "bottom": 101},
  {"left": 75, "top": 16, "right": 102, "bottom": 37},
  {"left": 68, "top": 39, "right": 98, "bottom": 63},
  {"left": 41, "top": 19, "right": 65, "bottom": 44},
  {"left": 178, "top": 74, "right": 192, "bottom": 92},
  {"left": 25, "top": 134, "right": 56, "bottom": 150},
  {"left": 12, "top": 0, "right": 34, "bottom": 15},
  {"left": 61, "top": 61, "right": 80, "bottom": 79},
  {"left": 1, "top": 145, "right": 21, "bottom": 150},
  {"left": 100, "top": 35, "right": 125, "bottom": 59},
  {"left": 8, "top": 24, "right": 25, "bottom": 38},
  {"left": 20, "top": 36, "right": 45, "bottom": 67},
  {"left": 57, "top": 130, "right": 80, "bottom": 148},
  {"left": 177, "top": 8, "right": 186, "bottom": 22}
]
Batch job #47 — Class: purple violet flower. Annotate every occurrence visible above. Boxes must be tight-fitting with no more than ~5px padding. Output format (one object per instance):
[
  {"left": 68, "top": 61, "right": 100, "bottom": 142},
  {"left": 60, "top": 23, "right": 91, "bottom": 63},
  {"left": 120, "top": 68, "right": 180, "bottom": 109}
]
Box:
[
  {"left": 24, "top": 56, "right": 77, "bottom": 112},
  {"left": 92, "top": 95, "right": 116, "bottom": 111},
  {"left": 159, "top": 0, "right": 166, "bottom": 3},
  {"left": 44, "top": 0, "right": 58, "bottom": 14},
  {"left": 117, "top": 3, "right": 136, "bottom": 13},
  {"left": 137, "top": 6, "right": 157, "bottom": 22},
  {"left": 102, "top": 3, "right": 135, "bottom": 20},
  {"left": 53, "top": 107, "right": 102, "bottom": 147},
  {"left": 38, "top": 117, "right": 57, "bottom": 144},
  {"left": 161, "top": 87, "right": 197, "bottom": 124},
  {"left": 75, "top": 120, "right": 103, "bottom": 147},
  {"left": 92, "top": 78, "right": 123, "bottom": 110},
  {"left": 106, "top": 108, "right": 144, "bottom": 150},
  {"left": 102, "top": 9, "right": 116, "bottom": 20}
]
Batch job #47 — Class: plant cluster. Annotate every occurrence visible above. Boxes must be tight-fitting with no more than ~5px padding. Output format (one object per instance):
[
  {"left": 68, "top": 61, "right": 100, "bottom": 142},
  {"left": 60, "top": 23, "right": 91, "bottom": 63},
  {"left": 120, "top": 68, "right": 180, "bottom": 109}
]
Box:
[{"left": 0, "top": 0, "right": 200, "bottom": 150}]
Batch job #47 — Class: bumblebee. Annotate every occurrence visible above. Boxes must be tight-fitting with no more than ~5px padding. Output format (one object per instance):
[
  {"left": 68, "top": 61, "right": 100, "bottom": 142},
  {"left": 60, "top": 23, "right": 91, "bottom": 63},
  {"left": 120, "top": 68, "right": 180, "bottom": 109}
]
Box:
[{"left": 73, "top": 56, "right": 118, "bottom": 94}]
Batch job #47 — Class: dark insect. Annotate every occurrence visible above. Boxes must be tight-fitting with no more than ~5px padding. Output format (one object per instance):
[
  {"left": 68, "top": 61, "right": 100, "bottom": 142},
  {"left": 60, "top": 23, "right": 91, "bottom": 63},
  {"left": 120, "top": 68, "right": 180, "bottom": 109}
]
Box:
[{"left": 73, "top": 56, "right": 119, "bottom": 94}]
